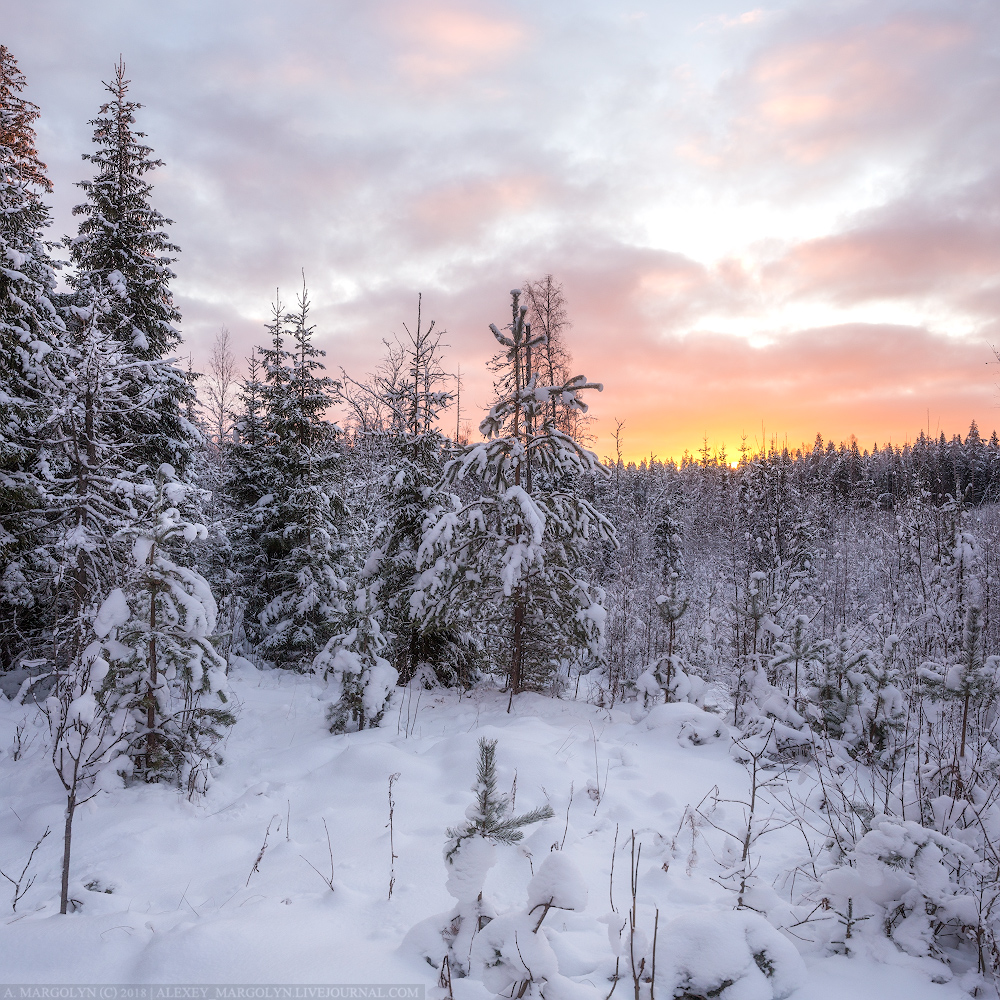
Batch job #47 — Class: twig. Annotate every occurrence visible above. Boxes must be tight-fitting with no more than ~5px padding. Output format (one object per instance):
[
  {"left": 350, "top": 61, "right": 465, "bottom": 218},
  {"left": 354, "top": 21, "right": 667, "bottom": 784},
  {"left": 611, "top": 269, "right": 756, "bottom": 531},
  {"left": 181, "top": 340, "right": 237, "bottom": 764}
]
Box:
[
  {"left": 437, "top": 955, "right": 454, "bottom": 1000},
  {"left": 300, "top": 818, "right": 336, "bottom": 892},
  {"left": 610, "top": 823, "right": 619, "bottom": 913},
  {"left": 387, "top": 772, "right": 400, "bottom": 900},
  {"left": 0, "top": 827, "right": 50, "bottom": 912},
  {"left": 246, "top": 815, "right": 277, "bottom": 886},
  {"left": 591, "top": 722, "right": 602, "bottom": 813},
  {"left": 561, "top": 782, "right": 574, "bottom": 850},
  {"left": 651, "top": 907, "right": 659, "bottom": 1000},
  {"left": 629, "top": 831, "right": 645, "bottom": 1000}
]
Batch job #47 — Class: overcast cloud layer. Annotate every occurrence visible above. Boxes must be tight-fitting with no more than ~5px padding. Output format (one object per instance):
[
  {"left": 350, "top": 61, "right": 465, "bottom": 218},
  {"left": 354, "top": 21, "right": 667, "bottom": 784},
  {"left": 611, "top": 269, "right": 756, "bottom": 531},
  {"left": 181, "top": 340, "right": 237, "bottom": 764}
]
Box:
[{"left": 7, "top": 0, "right": 1000, "bottom": 460}]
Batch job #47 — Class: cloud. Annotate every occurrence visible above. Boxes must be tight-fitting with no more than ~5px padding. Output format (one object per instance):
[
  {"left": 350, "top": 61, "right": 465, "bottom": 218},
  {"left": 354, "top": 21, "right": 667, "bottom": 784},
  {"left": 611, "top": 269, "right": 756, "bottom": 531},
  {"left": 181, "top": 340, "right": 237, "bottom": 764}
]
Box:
[
  {"left": 766, "top": 208, "right": 1000, "bottom": 308},
  {"left": 387, "top": 4, "right": 528, "bottom": 83},
  {"left": 5, "top": 0, "right": 1000, "bottom": 463}
]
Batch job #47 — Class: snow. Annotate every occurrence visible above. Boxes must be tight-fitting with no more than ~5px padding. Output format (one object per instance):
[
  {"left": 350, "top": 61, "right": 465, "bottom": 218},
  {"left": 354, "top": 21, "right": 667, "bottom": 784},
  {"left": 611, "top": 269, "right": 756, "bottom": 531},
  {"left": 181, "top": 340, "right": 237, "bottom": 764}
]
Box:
[
  {"left": 654, "top": 908, "right": 806, "bottom": 1000},
  {"left": 444, "top": 836, "right": 497, "bottom": 904},
  {"left": 526, "top": 853, "right": 588, "bottom": 913},
  {"left": 0, "top": 668, "right": 977, "bottom": 997},
  {"left": 92, "top": 589, "right": 131, "bottom": 639}
]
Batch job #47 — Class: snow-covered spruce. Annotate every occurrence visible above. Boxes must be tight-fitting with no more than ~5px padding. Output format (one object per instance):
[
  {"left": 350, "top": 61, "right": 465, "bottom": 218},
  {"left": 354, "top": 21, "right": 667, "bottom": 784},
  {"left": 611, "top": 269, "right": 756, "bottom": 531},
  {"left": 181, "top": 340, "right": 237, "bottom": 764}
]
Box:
[
  {"left": 106, "top": 466, "right": 233, "bottom": 788},
  {"left": 67, "top": 59, "right": 194, "bottom": 474},
  {"left": 240, "top": 283, "right": 349, "bottom": 669},
  {"left": 0, "top": 45, "right": 65, "bottom": 672}
]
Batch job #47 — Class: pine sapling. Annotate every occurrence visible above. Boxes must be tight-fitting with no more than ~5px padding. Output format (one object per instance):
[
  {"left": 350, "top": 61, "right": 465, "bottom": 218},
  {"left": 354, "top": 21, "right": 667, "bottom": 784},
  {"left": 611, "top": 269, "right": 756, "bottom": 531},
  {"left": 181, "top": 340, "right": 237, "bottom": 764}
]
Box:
[
  {"left": 445, "top": 738, "right": 554, "bottom": 862},
  {"left": 437, "top": 737, "right": 553, "bottom": 978}
]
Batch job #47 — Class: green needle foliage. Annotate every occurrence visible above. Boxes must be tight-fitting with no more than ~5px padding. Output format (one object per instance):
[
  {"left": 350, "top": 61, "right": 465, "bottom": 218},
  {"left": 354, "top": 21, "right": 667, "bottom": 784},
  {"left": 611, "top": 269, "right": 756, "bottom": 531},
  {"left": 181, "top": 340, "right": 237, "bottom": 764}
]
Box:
[{"left": 446, "top": 737, "right": 553, "bottom": 861}]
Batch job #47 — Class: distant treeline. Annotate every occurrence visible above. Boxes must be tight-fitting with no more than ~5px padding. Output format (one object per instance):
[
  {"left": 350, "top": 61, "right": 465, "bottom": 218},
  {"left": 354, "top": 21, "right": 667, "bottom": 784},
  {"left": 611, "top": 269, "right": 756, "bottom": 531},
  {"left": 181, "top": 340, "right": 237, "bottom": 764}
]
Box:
[{"left": 622, "top": 421, "right": 1000, "bottom": 508}]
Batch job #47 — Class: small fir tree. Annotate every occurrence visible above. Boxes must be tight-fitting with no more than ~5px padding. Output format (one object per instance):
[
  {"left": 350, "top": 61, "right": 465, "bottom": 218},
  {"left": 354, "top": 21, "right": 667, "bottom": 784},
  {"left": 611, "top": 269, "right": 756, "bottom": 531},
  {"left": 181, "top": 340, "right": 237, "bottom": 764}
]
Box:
[
  {"left": 250, "top": 282, "right": 349, "bottom": 668},
  {"left": 109, "top": 466, "right": 233, "bottom": 788}
]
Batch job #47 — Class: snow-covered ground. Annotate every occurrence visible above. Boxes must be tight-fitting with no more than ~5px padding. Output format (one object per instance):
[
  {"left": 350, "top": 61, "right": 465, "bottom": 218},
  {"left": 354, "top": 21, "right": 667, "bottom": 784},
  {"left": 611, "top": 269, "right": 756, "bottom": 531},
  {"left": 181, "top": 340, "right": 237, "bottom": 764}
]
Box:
[{"left": 0, "top": 662, "right": 975, "bottom": 998}]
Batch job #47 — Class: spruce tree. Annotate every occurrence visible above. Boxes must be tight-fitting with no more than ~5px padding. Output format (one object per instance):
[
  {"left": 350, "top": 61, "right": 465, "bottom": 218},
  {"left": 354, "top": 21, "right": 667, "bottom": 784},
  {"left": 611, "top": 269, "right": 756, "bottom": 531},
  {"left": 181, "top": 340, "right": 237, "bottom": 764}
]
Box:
[
  {"left": 363, "top": 298, "right": 477, "bottom": 688},
  {"left": 41, "top": 286, "right": 141, "bottom": 634},
  {"left": 67, "top": 60, "right": 193, "bottom": 473},
  {"left": 250, "top": 281, "right": 348, "bottom": 667},
  {"left": 223, "top": 352, "right": 270, "bottom": 648},
  {"left": 0, "top": 45, "right": 64, "bottom": 668}
]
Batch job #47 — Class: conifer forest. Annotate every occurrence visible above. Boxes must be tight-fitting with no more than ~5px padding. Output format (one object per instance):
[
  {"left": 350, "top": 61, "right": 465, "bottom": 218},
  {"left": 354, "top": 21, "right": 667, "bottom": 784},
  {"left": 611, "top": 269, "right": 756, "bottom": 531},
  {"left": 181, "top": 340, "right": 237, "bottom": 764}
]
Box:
[{"left": 5, "top": 42, "right": 1000, "bottom": 1000}]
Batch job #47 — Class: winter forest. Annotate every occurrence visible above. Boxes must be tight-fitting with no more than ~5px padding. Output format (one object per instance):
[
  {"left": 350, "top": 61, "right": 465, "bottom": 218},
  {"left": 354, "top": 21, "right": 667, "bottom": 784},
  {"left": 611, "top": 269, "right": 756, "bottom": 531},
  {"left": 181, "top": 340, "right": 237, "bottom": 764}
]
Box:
[{"left": 6, "top": 42, "right": 1000, "bottom": 1000}]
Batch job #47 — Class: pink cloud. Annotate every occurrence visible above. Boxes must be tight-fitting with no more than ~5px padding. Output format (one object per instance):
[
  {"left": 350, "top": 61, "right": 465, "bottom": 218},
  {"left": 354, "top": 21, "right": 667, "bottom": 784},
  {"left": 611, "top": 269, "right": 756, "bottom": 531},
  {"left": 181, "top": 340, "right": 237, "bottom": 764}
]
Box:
[
  {"left": 716, "top": 13, "right": 976, "bottom": 173},
  {"left": 405, "top": 174, "right": 546, "bottom": 244},
  {"left": 386, "top": 4, "right": 527, "bottom": 83}
]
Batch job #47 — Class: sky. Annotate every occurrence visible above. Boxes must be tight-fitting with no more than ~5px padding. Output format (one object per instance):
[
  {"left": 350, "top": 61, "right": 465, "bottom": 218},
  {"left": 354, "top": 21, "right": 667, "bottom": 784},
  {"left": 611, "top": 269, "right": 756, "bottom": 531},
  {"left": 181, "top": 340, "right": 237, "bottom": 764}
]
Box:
[{"left": 6, "top": 0, "right": 1000, "bottom": 462}]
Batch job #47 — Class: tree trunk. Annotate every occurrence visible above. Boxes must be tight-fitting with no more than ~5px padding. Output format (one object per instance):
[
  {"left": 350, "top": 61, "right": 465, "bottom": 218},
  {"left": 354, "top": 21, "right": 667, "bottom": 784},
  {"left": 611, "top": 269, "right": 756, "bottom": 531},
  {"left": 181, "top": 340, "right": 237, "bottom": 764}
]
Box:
[
  {"left": 146, "top": 578, "right": 158, "bottom": 778},
  {"left": 961, "top": 689, "right": 970, "bottom": 759},
  {"left": 60, "top": 791, "right": 76, "bottom": 914},
  {"left": 509, "top": 598, "right": 526, "bottom": 700}
]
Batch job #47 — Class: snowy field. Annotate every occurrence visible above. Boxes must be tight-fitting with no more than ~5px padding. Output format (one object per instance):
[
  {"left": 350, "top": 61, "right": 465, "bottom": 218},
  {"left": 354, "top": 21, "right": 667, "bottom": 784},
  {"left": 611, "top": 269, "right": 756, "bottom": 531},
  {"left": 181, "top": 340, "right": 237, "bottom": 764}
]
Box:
[{"left": 0, "top": 662, "right": 978, "bottom": 999}]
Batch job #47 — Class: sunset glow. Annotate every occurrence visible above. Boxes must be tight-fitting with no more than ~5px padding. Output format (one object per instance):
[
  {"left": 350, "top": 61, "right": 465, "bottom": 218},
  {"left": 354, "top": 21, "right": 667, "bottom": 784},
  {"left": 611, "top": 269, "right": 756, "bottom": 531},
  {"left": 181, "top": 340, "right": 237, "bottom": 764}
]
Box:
[{"left": 8, "top": 0, "right": 1000, "bottom": 462}]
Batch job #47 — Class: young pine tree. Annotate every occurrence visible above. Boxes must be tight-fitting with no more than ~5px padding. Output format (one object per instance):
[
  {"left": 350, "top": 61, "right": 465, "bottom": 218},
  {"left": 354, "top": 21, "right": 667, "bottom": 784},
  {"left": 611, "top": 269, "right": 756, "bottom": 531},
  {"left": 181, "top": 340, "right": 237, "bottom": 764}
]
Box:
[
  {"left": 438, "top": 737, "right": 553, "bottom": 976},
  {"left": 110, "top": 466, "right": 233, "bottom": 789},
  {"left": 414, "top": 289, "right": 616, "bottom": 698}
]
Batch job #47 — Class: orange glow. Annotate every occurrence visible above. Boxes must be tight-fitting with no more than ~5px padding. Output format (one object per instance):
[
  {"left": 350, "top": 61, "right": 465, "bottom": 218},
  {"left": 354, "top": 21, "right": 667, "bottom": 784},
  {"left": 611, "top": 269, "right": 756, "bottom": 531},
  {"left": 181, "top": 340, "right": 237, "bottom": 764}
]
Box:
[{"left": 576, "top": 326, "right": 994, "bottom": 464}]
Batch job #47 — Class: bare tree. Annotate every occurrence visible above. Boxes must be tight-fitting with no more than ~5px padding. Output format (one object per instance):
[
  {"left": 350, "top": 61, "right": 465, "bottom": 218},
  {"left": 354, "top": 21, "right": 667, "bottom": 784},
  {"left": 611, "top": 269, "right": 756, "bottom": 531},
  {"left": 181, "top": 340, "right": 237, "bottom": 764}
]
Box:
[
  {"left": 522, "top": 275, "right": 571, "bottom": 428},
  {"left": 47, "top": 654, "right": 129, "bottom": 914},
  {"left": 205, "top": 327, "right": 237, "bottom": 447}
]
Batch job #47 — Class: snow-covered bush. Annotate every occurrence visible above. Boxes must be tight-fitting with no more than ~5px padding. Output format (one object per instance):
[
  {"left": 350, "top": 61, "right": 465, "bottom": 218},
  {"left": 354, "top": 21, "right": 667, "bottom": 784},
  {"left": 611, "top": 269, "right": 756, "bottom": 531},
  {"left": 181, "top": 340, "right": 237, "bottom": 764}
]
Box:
[
  {"left": 819, "top": 817, "right": 977, "bottom": 959},
  {"left": 468, "top": 840, "right": 589, "bottom": 998},
  {"left": 636, "top": 654, "right": 707, "bottom": 708},
  {"left": 316, "top": 582, "right": 397, "bottom": 733},
  {"left": 655, "top": 909, "right": 805, "bottom": 1000},
  {"left": 732, "top": 663, "right": 811, "bottom": 762}
]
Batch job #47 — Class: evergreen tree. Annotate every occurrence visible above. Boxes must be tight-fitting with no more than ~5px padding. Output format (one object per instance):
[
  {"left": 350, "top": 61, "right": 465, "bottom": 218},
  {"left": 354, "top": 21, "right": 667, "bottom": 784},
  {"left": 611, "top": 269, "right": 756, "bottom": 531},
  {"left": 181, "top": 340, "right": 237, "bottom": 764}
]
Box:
[
  {"left": 362, "top": 298, "right": 477, "bottom": 688},
  {"left": 67, "top": 60, "right": 193, "bottom": 473},
  {"left": 0, "top": 45, "right": 64, "bottom": 668},
  {"left": 414, "top": 289, "right": 616, "bottom": 697},
  {"left": 110, "top": 466, "right": 233, "bottom": 788},
  {"left": 219, "top": 352, "right": 268, "bottom": 653},
  {"left": 437, "top": 737, "right": 553, "bottom": 976},
  {"left": 41, "top": 286, "right": 143, "bottom": 640},
  {"left": 653, "top": 496, "right": 688, "bottom": 659},
  {"left": 250, "top": 282, "right": 348, "bottom": 668}
]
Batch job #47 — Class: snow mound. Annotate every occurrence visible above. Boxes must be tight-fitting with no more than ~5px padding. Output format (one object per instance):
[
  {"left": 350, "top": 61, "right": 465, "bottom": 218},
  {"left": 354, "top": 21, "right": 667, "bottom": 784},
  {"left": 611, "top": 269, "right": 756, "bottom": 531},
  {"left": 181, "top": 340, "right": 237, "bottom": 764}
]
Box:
[
  {"left": 658, "top": 908, "right": 805, "bottom": 1000},
  {"left": 527, "top": 852, "right": 588, "bottom": 914},
  {"left": 641, "top": 701, "right": 729, "bottom": 747}
]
